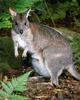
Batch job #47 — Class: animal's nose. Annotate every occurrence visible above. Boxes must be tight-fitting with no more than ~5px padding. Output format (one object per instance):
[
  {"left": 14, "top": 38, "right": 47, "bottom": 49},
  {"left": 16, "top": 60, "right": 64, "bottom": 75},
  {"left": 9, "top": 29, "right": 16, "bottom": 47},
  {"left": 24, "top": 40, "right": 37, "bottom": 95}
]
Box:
[{"left": 20, "top": 29, "right": 23, "bottom": 34}]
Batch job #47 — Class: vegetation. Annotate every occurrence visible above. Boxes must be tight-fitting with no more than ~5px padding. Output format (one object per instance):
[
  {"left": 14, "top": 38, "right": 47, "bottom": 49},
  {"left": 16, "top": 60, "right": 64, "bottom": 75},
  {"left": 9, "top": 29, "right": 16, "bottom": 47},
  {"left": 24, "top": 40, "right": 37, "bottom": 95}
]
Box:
[
  {"left": 0, "top": 0, "right": 80, "bottom": 28},
  {"left": 0, "top": 37, "right": 22, "bottom": 74},
  {"left": 0, "top": 72, "right": 31, "bottom": 100},
  {"left": 0, "top": 0, "right": 80, "bottom": 99},
  {"left": 0, "top": 0, "right": 41, "bottom": 28}
]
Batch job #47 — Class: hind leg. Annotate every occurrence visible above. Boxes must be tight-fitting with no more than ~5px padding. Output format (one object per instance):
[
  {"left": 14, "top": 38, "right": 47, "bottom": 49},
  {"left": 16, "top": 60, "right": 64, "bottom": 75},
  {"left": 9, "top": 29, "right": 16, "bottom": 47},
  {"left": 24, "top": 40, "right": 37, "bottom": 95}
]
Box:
[
  {"left": 44, "top": 61, "right": 59, "bottom": 86},
  {"left": 45, "top": 59, "right": 63, "bottom": 86},
  {"left": 49, "top": 67, "right": 64, "bottom": 86},
  {"left": 47, "top": 68, "right": 63, "bottom": 86},
  {"left": 50, "top": 74, "right": 59, "bottom": 86}
]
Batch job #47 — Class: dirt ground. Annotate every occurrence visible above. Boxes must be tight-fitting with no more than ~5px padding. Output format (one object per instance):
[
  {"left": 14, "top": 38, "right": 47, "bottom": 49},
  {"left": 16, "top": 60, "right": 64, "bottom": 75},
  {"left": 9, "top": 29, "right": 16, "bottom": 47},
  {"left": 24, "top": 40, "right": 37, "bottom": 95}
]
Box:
[
  {"left": 3, "top": 66, "right": 79, "bottom": 100},
  {"left": 23, "top": 68, "right": 80, "bottom": 100}
]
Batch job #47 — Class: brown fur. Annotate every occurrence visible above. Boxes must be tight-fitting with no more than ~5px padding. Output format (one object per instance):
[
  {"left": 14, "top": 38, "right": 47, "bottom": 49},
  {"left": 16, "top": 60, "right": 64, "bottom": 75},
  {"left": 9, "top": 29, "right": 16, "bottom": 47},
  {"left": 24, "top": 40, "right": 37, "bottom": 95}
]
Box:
[{"left": 10, "top": 8, "right": 80, "bottom": 86}]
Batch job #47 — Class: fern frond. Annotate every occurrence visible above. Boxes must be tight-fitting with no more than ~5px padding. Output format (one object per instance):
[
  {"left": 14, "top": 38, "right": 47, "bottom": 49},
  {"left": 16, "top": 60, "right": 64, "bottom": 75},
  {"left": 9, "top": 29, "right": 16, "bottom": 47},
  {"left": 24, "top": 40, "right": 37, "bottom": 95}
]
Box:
[
  {"left": 0, "top": 90, "right": 9, "bottom": 98},
  {"left": 0, "top": 72, "right": 31, "bottom": 99},
  {"left": 1, "top": 82, "right": 12, "bottom": 95},
  {"left": 8, "top": 71, "right": 31, "bottom": 92},
  {"left": 10, "top": 94, "right": 28, "bottom": 100}
]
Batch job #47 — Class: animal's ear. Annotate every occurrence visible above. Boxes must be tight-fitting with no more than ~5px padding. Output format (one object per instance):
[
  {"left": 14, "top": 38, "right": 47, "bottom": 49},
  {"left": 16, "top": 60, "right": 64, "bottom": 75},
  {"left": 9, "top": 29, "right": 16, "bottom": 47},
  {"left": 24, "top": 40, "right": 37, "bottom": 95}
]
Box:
[
  {"left": 9, "top": 8, "right": 17, "bottom": 17},
  {"left": 25, "top": 8, "right": 31, "bottom": 18}
]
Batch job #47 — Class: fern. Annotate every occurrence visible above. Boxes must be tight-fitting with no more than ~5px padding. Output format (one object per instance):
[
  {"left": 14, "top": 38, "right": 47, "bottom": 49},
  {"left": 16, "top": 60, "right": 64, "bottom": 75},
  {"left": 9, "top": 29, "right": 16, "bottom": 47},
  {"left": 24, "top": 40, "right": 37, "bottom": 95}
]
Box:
[
  {"left": 0, "top": 71, "right": 31, "bottom": 100},
  {"left": 0, "top": 0, "right": 80, "bottom": 28},
  {"left": 74, "top": 18, "right": 80, "bottom": 27},
  {"left": 33, "top": 0, "right": 80, "bottom": 27},
  {"left": 33, "top": 1, "right": 69, "bottom": 20}
]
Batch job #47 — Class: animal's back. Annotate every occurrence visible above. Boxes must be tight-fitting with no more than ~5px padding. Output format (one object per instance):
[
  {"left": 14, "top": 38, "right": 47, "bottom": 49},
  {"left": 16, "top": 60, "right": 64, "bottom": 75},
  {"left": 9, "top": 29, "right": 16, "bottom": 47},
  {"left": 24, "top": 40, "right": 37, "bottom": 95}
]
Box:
[
  {"left": 30, "top": 22, "right": 72, "bottom": 56},
  {"left": 30, "top": 22, "right": 73, "bottom": 72}
]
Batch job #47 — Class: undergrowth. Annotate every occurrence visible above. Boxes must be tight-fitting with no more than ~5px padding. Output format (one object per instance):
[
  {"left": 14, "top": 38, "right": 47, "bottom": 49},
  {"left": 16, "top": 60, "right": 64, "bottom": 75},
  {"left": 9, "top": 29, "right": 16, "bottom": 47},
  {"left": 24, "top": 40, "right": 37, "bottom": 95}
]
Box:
[
  {"left": 0, "top": 71, "right": 31, "bottom": 100},
  {"left": 0, "top": 37, "right": 22, "bottom": 74}
]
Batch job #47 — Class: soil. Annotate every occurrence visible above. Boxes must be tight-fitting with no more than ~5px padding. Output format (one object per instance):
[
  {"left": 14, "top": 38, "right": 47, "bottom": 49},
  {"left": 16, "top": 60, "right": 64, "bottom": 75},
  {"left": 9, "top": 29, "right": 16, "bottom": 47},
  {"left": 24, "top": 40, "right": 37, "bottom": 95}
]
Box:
[
  {"left": 25, "top": 68, "right": 80, "bottom": 100},
  {"left": 5, "top": 66, "right": 80, "bottom": 100}
]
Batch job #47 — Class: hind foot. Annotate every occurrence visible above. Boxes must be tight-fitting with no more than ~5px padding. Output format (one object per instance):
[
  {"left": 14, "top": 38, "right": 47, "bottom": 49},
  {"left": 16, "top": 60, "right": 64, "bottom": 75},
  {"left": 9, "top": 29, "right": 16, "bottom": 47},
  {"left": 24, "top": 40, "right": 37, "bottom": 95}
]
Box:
[{"left": 51, "top": 76, "right": 59, "bottom": 86}]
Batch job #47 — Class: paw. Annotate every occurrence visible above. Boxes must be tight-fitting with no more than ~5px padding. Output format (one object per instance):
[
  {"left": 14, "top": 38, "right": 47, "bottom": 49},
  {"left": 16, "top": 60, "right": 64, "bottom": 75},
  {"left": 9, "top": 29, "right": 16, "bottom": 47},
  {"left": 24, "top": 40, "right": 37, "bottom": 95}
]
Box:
[
  {"left": 22, "top": 52, "right": 27, "bottom": 57},
  {"left": 51, "top": 79, "right": 59, "bottom": 86},
  {"left": 15, "top": 52, "right": 19, "bottom": 57}
]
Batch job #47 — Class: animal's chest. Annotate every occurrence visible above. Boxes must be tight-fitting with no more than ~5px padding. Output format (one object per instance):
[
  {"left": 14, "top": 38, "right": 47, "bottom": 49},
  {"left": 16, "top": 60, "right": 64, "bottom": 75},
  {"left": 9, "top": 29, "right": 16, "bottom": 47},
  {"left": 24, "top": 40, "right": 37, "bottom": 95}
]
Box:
[{"left": 15, "top": 35, "right": 27, "bottom": 49}]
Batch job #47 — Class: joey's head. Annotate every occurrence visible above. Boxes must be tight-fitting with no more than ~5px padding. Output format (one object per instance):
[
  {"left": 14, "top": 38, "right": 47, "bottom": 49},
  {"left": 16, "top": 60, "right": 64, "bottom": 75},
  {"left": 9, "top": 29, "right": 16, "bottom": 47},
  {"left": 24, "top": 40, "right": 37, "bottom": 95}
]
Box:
[{"left": 9, "top": 8, "right": 31, "bottom": 34}]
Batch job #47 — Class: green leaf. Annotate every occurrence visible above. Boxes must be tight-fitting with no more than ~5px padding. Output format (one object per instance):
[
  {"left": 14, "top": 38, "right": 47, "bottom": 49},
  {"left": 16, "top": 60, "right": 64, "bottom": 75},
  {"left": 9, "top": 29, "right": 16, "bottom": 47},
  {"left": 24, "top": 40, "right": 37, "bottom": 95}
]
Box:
[
  {"left": 1, "top": 82, "right": 12, "bottom": 95},
  {"left": 0, "top": 90, "right": 9, "bottom": 98},
  {"left": 0, "top": 72, "right": 31, "bottom": 100},
  {"left": 14, "top": 86, "right": 27, "bottom": 92},
  {"left": 6, "top": 81, "right": 14, "bottom": 93},
  {"left": 13, "top": 71, "right": 31, "bottom": 92},
  {"left": 11, "top": 78, "right": 17, "bottom": 89},
  {"left": 6, "top": 71, "right": 31, "bottom": 93},
  {"left": 10, "top": 94, "right": 29, "bottom": 100},
  {"left": 0, "top": 0, "right": 41, "bottom": 29}
]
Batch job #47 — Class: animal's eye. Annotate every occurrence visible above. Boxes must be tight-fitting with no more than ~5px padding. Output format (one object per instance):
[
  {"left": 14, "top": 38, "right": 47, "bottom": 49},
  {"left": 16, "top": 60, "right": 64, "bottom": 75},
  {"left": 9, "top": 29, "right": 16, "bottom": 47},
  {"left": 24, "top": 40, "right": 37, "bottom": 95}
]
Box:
[
  {"left": 15, "top": 22, "right": 18, "bottom": 25},
  {"left": 24, "top": 22, "right": 26, "bottom": 25}
]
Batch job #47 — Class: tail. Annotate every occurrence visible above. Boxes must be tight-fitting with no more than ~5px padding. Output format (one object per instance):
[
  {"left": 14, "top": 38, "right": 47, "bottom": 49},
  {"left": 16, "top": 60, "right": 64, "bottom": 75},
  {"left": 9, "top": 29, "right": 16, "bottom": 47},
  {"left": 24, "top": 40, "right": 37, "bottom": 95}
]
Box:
[{"left": 67, "top": 65, "right": 80, "bottom": 80}]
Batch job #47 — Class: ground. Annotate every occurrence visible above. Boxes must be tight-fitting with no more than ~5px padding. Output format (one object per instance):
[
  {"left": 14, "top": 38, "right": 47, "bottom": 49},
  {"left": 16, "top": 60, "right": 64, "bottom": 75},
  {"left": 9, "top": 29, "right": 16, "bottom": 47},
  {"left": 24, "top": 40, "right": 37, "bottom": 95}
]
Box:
[
  {"left": 25, "top": 68, "right": 80, "bottom": 100},
  {"left": 0, "top": 65, "right": 79, "bottom": 100},
  {"left": 7, "top": 66, "right": 80, "bottom": 100}
]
